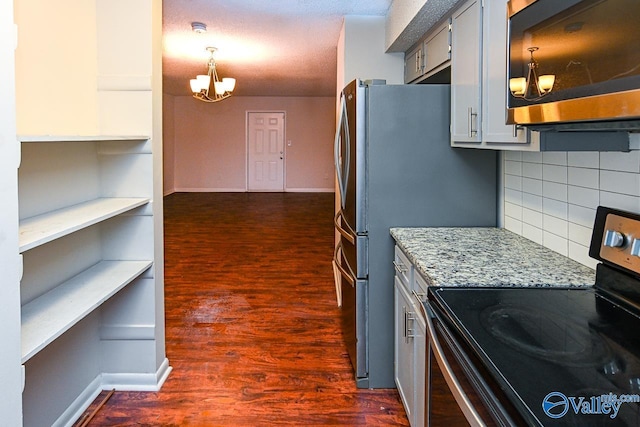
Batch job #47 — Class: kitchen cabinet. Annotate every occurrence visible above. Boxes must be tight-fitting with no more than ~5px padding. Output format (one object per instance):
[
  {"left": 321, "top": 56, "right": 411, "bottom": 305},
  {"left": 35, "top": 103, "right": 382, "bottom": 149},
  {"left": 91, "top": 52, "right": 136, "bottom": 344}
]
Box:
[
  {"left": 395, "top": 277, "right": 415, "bottom": 422},
  {"left": 423, "top": 19, "right": 451, "bottom": 78},
  {"left": 404, "top": 44, "right": 424, "bottom": 84},
  {"left": 481, "top": 0, "right": 528, "bottom": 146},
  {"left": 451, "top": 0, "right": 538, "bottom": 149},
  {"left": 393, "top": 246, "right": 426, "bottom": 427},
  {"left": 450, "top": 0, "right": 482, "bottom": 144},
  {"left": 404, "top": 18, "right": 451, "bottom": 84}
]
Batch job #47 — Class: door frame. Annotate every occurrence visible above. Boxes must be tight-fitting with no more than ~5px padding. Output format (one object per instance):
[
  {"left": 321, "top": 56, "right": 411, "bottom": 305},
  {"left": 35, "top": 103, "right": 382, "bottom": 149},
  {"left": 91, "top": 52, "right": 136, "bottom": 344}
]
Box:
[{"left": 245, "top": 110, "right": 287, "bottom": 192}]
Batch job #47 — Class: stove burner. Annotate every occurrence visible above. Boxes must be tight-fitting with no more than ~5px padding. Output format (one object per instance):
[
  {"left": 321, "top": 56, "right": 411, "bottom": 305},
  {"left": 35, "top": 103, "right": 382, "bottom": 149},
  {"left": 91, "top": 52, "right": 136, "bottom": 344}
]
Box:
[{"left": 481, "top": 304, "right": 613, "bottom": 368}]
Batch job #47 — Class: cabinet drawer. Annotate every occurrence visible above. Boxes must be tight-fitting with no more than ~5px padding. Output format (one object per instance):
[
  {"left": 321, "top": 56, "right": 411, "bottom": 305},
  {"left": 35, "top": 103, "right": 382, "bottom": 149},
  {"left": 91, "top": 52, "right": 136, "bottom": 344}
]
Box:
[
  {"left": 394, "top": 245, "right": 412, "bottom": 289},
  {"left": 414, "top": 272, "right": 428, "bottom": 301}
]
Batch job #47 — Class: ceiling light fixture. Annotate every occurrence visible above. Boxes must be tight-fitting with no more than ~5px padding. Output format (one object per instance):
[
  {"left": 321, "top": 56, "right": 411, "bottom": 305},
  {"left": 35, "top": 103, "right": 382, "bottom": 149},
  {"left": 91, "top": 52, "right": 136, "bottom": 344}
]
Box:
[
  {"left": 190, "top": 47, "right": 236, "bottom": 103},
  {"left": 509, "top": 47, "right": 555, "bottom": 101}
]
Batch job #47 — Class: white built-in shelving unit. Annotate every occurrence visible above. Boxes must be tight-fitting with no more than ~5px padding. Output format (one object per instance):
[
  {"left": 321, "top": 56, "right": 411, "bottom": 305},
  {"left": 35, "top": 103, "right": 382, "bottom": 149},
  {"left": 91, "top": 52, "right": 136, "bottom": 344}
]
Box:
[
  {"left": 10, "top": 0, "right": 164, "bottom": 425},
  {"left": 17, "top": 130, "right": 167, "bottom": 426},
  {"left": 18, "top": 136, "right": 153, "bottom": 363},
  {"left": 17, "top": 136, "right": 153, "bottom": 365}
]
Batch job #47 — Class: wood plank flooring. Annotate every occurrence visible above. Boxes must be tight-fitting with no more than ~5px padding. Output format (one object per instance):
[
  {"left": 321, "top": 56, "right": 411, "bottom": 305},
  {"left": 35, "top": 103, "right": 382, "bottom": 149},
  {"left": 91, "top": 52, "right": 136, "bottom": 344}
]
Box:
[{"left": 77, "top": 192, "right": 409, "bottom": 426}]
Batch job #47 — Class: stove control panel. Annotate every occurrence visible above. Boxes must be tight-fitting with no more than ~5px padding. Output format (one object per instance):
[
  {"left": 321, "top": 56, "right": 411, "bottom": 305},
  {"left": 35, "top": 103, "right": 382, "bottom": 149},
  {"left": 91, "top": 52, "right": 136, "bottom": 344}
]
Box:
[{"left": 600, "top": 212, "right": 640, "bottom": 274}]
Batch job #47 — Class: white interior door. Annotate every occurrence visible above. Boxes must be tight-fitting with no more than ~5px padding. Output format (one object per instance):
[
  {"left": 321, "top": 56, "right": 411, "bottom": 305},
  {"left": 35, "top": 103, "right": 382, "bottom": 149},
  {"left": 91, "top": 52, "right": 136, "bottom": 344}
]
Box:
[{"left": 247, "top": 112, "right": 285, "bottom": 191}]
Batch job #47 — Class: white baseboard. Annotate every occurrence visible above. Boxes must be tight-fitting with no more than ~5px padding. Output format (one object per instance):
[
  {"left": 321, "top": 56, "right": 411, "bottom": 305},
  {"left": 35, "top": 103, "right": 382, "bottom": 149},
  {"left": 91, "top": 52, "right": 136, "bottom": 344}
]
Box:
[
  {"left": 285, "top": 187, "right": 334, "bottom": 193},
  {"left": 172, "top": 187, "right": 335, "bottom": 193},
  {"left": 174, "top": 187, "right": 246, "bottom": 192},
  {"left": 53, "top": 376, "right": 102, "bottom": 427},
  {"left": 53, "top": 358, "right": 172, "bottom": 427},
  {"left": 101, "top": 357, "right": 172, "bottom": 391}
]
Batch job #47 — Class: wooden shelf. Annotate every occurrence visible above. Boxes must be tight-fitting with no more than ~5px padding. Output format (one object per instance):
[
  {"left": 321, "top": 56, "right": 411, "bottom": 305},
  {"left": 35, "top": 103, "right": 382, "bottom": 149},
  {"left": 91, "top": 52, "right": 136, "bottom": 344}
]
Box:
[
  {"left": 19, "top": 197, "right": 150, "bottom": 252},
  {"left": 21, "top": 260, "right": 152, "bottom": 363},
  {"left": 18, "top": 135, "right": 149, "bottom": 143}
]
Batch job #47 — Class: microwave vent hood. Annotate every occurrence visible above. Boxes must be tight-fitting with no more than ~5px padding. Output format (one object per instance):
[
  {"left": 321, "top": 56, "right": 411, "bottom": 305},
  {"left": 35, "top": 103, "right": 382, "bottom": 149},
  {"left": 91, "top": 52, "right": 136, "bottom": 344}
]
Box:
[
  {"left": 507, "top": 0, "right": 640, "bottom": 131},
  {"left": 525, "top": 119, "right": 640, "bottom": 133}
]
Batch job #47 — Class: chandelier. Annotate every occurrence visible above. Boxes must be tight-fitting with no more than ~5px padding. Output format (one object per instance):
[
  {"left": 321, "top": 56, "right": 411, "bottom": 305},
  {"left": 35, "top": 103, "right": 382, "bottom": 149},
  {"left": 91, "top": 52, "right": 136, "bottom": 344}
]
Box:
[
  {"left": 190, "top": 46, "right": 236, "bottom": 103},
  {"left": 509, "top": 47, "right": 555, "bottom": 101}
]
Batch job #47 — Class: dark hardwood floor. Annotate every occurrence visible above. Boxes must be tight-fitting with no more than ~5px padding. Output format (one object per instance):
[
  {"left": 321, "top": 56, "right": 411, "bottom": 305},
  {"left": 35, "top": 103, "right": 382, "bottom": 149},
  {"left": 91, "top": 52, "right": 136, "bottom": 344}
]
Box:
[{"left": 77, "top": 192, "right": 409, "bottom": 426}]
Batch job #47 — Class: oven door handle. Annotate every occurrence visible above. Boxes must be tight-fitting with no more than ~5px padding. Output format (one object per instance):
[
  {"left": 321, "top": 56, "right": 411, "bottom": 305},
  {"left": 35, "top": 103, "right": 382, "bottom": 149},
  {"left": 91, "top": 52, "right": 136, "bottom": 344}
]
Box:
[{"left": 425, "top": 304, "right": 486, "bottom": 427}]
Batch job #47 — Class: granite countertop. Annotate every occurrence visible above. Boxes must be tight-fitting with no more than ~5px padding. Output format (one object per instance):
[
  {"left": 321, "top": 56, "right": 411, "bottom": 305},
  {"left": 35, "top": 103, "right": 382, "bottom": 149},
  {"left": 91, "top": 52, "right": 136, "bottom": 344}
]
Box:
[{"left": 390, "top": 227, "right": 596, "bottom": 287}]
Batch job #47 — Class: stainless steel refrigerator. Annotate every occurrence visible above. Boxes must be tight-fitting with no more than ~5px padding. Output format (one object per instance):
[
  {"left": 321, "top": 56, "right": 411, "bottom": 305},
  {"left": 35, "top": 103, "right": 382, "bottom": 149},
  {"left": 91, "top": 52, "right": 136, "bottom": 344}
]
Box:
[{"left": 332, "top": 79, "right": 497, "bottom": 388}]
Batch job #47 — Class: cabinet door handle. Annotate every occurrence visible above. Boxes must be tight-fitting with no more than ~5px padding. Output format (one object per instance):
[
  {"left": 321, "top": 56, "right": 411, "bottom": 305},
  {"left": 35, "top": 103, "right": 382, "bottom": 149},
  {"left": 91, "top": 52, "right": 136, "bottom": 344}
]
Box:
[
  {"left": 404, "top": 307, "right": 415, "bottom": 343},
  {"left": 468, "top": 107, "right": 478, "bottom": 138},
  {"left": 512, "top": 124, "right": 524, "bottom": 138},
  {"left": 403, "top": 306, "right": 408, "bottom": 340},
  {"left": 393, "top": 260, "right": 408, "bottom": 274}
]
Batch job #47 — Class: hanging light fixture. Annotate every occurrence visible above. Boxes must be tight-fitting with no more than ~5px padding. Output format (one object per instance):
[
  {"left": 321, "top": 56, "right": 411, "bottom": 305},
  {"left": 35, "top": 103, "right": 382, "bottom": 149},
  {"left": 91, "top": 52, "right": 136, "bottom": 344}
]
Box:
[
  {"left": 509, "top": 47, "right": 555, "bottom": 101},
  {"left": 190, "top": 46, "right": 236, "bottom": 103}
]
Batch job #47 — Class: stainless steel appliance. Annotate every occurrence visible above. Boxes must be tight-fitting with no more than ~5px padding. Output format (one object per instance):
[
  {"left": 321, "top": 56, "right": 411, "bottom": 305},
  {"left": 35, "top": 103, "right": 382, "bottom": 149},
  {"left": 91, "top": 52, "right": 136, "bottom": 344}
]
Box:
[
  {"left": 426, "top": 206, "right": 640, "bottom": 425},
  {"left": 507, "top": 0, "right": 640, "bottom": 129},
  {"left": 332, "top": 79, "right": 497, "bottom": 388}
]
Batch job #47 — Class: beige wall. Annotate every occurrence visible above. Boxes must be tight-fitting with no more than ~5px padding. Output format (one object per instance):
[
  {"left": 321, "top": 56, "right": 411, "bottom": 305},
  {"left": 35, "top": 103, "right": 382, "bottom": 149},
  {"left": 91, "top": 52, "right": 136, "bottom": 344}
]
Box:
[
  {"left": 15, "top": 0, "right": 99, "bottom": 135},
  {"left": 163, "top": 94, "right": 176, "bottom": 195},
  {"left": 166, "top": 95, "right": 335, "bottom": 192}
]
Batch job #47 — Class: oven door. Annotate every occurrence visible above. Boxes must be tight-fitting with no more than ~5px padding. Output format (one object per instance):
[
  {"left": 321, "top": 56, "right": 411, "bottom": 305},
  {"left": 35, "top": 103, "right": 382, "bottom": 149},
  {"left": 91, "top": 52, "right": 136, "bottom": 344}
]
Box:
[{"left": 423, "top": 302, "right": 525, "bottom": 427}]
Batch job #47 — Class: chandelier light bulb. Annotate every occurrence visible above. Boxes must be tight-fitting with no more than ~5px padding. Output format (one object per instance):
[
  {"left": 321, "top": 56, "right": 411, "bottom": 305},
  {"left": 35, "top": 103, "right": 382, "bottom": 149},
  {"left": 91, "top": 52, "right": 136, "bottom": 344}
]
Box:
[{"left": 537, "top": 75, "right": 555, "bottom": 94}]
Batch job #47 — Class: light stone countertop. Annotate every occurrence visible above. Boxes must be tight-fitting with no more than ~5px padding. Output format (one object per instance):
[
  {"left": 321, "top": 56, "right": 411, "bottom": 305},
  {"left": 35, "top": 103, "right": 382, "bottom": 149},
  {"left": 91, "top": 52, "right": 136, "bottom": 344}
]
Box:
[{"left": 390, "top": 227, "right": 596, "bottom": 287}]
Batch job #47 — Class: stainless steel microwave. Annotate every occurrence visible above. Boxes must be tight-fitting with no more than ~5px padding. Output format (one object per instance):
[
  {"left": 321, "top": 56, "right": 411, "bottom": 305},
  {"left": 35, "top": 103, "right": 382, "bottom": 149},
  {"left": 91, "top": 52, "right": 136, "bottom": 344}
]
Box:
[{"left": 507, "top": 0, "right": 640, "bottom": 129}]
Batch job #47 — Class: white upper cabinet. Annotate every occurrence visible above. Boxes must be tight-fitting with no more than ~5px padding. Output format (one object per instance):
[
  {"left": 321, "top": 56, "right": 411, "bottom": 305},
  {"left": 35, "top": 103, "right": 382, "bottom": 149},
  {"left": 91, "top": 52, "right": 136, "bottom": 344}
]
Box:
[
  {"left": 405, "top": 43, "right": 424, "bottom": 83},
  {"left": 481, "top": 0, "right": 529, "bottom": 145},
  {"left": 450, "top": 0, "right": 482, "bottom": 144},
  {"left": 404, "top": 18, "right": 451, "bottom": 84},
  {"left": 451, "top": 0, "right": 539, "bottom": 149},
  {"left": 424, "top": 19, "right": 451, "bottom": 78}
]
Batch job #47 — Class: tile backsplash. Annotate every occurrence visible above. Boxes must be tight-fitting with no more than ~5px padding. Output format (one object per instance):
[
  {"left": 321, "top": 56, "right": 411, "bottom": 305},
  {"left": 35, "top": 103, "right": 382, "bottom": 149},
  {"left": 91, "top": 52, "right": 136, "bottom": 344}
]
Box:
[{"left": 502, "top": 149, "right": 640, "bottom": 269}]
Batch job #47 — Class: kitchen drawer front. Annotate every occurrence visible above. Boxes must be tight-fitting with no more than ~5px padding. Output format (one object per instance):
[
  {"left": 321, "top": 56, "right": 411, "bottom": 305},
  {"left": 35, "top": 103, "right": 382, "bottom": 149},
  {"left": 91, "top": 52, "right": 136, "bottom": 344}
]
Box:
[
  {"left": 414, "top": 272, "right": 428, "bottom": 300},
  {"left": 394, "top": 245, "right": 413, "bottom": 290}
]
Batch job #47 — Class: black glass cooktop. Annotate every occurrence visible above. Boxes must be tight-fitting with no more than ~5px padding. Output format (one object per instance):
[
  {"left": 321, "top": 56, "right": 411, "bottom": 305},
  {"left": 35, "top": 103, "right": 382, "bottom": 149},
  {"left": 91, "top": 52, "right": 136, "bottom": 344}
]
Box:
[{"left": 430, "top": 281, "right": 640, "bottom": 426}]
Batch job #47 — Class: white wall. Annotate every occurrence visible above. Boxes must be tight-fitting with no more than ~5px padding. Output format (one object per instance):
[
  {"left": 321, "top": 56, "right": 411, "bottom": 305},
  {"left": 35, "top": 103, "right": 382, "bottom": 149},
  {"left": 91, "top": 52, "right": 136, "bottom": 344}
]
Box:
[
  {"left": 338, "top": 15, "right": 404, "bottom": 91},
  {"left": 0, "top": 0, "right": 24, "bottom": 423},
  {"left": 502, "top": 146, "right": 640, "bottom": 269}
]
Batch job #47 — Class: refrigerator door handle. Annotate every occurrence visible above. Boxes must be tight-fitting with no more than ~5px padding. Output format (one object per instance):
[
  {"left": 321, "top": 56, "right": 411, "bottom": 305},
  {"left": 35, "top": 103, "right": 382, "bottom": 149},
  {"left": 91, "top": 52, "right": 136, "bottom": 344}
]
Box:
[
  {"left": 334, "top": 93, "right": 350, "bottom": 209},
  {"left": 332, "top": 240, "right": 355, "bottom": 287},
  {"left": 331, "top": 244, "right": 343, "bottom": 307},
  {"left": 334, "top": 210, "right": 355, "bottom": 245}
]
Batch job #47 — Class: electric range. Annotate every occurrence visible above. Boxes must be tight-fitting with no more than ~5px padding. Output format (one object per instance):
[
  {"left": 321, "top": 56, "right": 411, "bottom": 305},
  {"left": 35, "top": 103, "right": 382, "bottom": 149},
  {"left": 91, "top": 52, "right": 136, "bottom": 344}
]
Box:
[{"left": 427, "top": 206, "right": 640, "bottom": 426}]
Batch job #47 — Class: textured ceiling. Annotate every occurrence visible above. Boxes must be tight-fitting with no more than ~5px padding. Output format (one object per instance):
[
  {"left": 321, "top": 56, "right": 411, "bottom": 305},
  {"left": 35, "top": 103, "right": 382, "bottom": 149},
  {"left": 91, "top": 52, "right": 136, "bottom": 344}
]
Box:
[{"left": 163, "top": 0, "right": 393, "bottom": 98}]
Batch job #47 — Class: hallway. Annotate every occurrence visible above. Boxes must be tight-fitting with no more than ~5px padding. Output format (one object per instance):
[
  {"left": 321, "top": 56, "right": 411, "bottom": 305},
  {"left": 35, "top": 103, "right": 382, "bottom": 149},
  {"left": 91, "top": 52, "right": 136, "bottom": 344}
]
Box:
[{"left": 77, "top": 192, "right": 408, "bottom": 426}]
